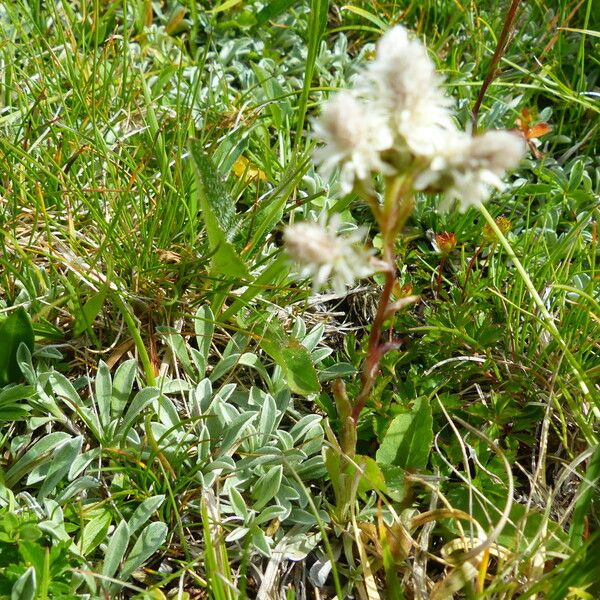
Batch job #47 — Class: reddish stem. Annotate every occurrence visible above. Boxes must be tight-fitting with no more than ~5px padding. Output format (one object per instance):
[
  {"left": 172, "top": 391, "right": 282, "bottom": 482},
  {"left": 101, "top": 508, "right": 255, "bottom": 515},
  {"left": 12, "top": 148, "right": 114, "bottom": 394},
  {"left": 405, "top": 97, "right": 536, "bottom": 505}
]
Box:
[
  {"left": 350, "top": 180, "right": 414, "bottom": 423},
  {"left": 351, "top": 265, "right": 396, "bottom": 423},
  {"left": 471, "top": 0, "right": 522, "bottom": 131}
]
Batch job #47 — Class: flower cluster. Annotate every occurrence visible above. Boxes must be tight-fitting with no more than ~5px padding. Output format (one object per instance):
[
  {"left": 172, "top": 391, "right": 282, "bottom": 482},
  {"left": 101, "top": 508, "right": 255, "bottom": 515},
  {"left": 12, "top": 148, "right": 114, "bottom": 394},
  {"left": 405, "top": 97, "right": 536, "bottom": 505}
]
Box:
[
  {"left": 313, "top": 26, "right": 525, "bottom": 211},
  {"left": 283, "top": 216, "right": 379, "bottom": 295},
  {"left": 312, "top": 92, "right": 395, "bottom": 194},
  {"left": 285, "top": 26, "right": 525, "bottom": 295},
  {"left": 415, "top": 129, "right": 526, "bottom": 212}
]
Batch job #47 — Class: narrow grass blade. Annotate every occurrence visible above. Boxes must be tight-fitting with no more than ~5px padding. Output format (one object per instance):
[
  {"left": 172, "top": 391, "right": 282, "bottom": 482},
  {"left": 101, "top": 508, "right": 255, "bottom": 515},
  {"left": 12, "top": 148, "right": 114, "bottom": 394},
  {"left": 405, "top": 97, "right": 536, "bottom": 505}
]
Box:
[{"left": 569, "top": 445, "right": 600, "bottom": 548}]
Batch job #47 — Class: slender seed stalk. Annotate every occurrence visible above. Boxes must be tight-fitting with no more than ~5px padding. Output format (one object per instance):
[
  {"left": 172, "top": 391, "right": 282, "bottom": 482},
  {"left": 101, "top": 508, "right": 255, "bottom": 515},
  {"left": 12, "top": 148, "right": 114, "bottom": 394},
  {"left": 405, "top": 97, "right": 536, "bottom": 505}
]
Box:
[
  {"left": 479, "top": 204, "right": 597, "bottom": 438},
  {"left": 472, "top": 0, "right": 522, "bottom": 130}
]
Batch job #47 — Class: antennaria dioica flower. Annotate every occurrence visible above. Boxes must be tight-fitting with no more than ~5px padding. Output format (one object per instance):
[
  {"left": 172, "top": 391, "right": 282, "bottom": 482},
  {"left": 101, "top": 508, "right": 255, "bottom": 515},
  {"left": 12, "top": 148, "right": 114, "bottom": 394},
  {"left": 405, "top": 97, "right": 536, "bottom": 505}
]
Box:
[
  {"left": 283, "top": 25, "right": 525, "bottom": 522},
  {"left": 312, "top": 92, "right": 394, "bottom": 194},
  {"left": 284, "top": 215, "right": 384, "bottom": 296},
  {"left": 359, "top": 25, "right": 456, "bottom": 160}
]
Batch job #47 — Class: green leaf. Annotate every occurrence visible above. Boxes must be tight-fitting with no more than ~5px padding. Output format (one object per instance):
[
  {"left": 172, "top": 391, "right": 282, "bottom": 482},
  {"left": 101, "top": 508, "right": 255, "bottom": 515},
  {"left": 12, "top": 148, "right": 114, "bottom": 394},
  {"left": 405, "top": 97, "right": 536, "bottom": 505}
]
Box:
[
  {"left": 229, "top": 487, "right": 248, "bottom": 520},
  {"left": 11, "top": 566, "right": 36, "bottom": 600},
  {"left": 255, "top": 0, "right": 296, "bottom": 25},
  {"left": 567, "top": 159, "right": 585, "bottom": 192},
  {"left": 119, "top": 521, "right": 168, "bottom": 580},
  {"left": 558, "top": 26, "right": 600, "bottom": 38},
  {"left": 378, "top": 464, "right": 408, "bottom": 503},
  {"left": 255, "top": 505, "right": 288, "bottom": 526},
  {"left": 259, "top": 321, "right": 320, "bottom": 396},
  {"left": 252, "top": 465, "right": 283, "bottom": 511},
  {"left": 120, "top": 387, "right": 160, "bottom": 444},
  {"left": 128, "top": 495, "right": 166, "bottom": 534},
  {"left": 102, "top": 520, "right": 130, "bottom": 579},
  {"left": 280, "top": 342, "right": 321, "bottom": 396},
  {"left": 251, "top": 527, "right": 271, "bottom": 556},
  {"left": 0, "top": 383, "right": 33, "bottom": 421},
  {"left": 50, "top": 372, "right": 83, "bottom": 407},
  {"left": 323, "top": 446, "right": 344, "bottom": 501},
  {"left": 73, "top": 287, "right": 108, "bottom": 337},
  {"left": 293, "top": 0, "right": 328, "bottom": 153},
  {"left": 80, "top": 510, "right": 112, "bottom": 555},
  {"left": 376, "top": 398, "right": 433, "bottom": 470},
  {"left": 189, "top": 142, "right": 248, "bottom": 278},
  {"left": 219, "top": 412, "right": 256, "bottom": 453},
  {"left": 111, "top": 358, "right": 137, "bottom": 419},
  {"left": 50, "top": 372, "right": 103, "bottom": 440},
  {"left": 220, "top": 253, "right": 290, "bottom": 322},
  {"left": 341, "top": 5, "right": 387, "bottom": 30},
  {"left": 95, "top": 360, "right": 112, "bottom": 428},
  {"left": 161, "top": 331, "right": 193, "bottom": 376},
  {"left": 5, "top": 432, "right": 73, "bottom": 487},
  {"left": 355, "top": 455, "right": 386, "bottom": 499},
  {"left": 32, "top": 319, "right": 64, "bottom": 341},
  {"left": 192, "top": 305, "right": 214, "bottom": 378},
  {"left": 37, "top": 436, "right": 83, "bottom": 499},
  {"left": 208, "top": 0, "right": 243, "bottom": 13},
  {"left": 211, "top": 241, "right": 249, "bottom": 278},
  {"left": 68, "top": 448, "right": 101, "bottom": 480},
  {"left": 16, "top": 541, "right": 45, "bottom": 583},
  {"left": 569, "top": 444, "right": 600, "bottom": 548},
  {"left": 247, "top": 167, "right": 303, "bottom": 256},
  {"left": 257, "top": 393, "right": 277, "bottom": 445},
  {"left": 0, "top": 307, "right": 35, "bottom": 386}
]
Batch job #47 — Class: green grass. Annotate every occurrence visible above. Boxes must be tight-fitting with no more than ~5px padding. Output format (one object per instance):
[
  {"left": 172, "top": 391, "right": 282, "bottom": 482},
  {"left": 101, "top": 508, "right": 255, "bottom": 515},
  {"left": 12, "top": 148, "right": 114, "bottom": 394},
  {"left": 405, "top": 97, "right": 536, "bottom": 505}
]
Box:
[{"left": 0, "top": 0, "right": 598, "bottom": 598}]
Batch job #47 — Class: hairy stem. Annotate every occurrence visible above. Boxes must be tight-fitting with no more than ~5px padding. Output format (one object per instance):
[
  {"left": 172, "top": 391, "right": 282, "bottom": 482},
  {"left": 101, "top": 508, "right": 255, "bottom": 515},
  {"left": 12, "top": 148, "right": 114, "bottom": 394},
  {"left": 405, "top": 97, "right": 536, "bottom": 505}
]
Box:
[{"left": 351, "top": 178, "right": 414, "bottom": 422}]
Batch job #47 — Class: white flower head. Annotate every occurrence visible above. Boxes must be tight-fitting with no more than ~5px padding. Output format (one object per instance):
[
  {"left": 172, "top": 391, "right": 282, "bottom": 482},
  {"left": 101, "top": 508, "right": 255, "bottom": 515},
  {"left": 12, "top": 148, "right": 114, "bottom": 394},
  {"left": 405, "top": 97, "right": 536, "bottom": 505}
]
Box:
[
  {"left": 311, "top": 26, "right": 524, "bottom": 214},
  {"left": 284, "top": 215, "right": 380, "bottom": 295},
  {"left": 415, "top": 130, "right": 526, "bottom": 212},
  {"left": 313, "top": 91, "right": 394, "bottom": 193},
  {"left": 360, "top": 26, "right": 456, "bottom": 158}
]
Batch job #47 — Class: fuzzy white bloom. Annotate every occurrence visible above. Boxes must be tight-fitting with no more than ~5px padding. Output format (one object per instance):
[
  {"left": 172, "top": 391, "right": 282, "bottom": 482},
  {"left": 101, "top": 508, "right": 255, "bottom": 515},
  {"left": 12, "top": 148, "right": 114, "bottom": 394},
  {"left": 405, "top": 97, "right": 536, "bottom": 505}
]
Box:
[
  {"left": 359, "top": 26, "right": 456, "bottom": 158},
  {"left": 312, "top": 91, "right": 394, "bottom": 193},
  {"left": 414, "top": 130, "right": 526, "bottom": 211},
  {"left": 284, "top": 215, "right": 379, "bottom": 295},
  {"left": 312, "top": 26, "right": 524, "bottom": 213}
]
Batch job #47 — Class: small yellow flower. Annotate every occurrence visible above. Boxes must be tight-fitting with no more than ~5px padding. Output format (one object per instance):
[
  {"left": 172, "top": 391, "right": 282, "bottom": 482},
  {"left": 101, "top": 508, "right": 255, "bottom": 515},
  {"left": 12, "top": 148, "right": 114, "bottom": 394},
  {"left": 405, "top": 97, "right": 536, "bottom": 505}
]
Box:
[{"left": 483, "top": 216, "right": 512, "bottom": 242}]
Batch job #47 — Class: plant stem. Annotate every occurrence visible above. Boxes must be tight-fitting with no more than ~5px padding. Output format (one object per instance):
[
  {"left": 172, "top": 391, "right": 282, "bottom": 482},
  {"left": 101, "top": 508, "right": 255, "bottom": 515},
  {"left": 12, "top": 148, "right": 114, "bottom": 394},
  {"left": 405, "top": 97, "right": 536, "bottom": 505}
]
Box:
[
  {"left": 351, "top": 178, "right": 414, "bottom": 422},
  {"left": 111, "top": 292, "right": 157, "bottom": 387},
  {"left": 351, "top": 263, "right": 396, "bottom": 423},
  {"left": 471, "top": 0, "right": 522, "bottom": 131}
]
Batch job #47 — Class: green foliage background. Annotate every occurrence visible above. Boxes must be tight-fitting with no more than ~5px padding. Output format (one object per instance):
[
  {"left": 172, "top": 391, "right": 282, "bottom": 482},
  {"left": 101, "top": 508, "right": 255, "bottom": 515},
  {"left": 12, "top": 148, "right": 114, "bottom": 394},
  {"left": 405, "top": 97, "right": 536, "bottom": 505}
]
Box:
[{"left": 0, "top": 0, "right": 598, "bottom": 598}]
